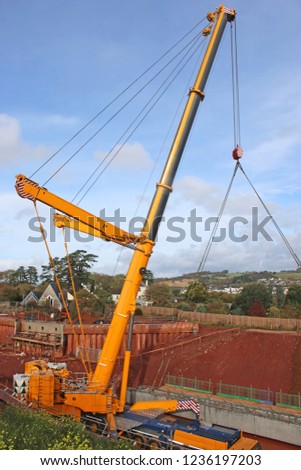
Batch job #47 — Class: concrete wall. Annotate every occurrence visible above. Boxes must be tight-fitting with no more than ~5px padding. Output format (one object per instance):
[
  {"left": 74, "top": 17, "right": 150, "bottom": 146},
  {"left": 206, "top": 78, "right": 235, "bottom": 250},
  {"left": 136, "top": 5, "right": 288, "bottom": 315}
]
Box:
[
  {"left": 20, "top": 320, "right": 64, "bottom": 336},
  {"left": 128, "top": 386, "right": 301, "bottom": 447},
  {"left": 142, "top": 306, "right": 301, "bottom": 330}
]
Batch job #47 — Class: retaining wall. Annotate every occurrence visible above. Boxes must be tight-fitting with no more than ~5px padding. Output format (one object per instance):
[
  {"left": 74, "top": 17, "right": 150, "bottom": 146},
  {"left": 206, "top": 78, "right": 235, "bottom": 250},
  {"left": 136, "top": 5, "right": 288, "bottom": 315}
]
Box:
[
  {"left": 128, "top": 386, "right": 301, "bottom": 447},
  {"left": 0, "top": 317, "right": 15, "bottom": 344},
  {"left": 63, "top": 322, "right": 197, "bottom": 357}
]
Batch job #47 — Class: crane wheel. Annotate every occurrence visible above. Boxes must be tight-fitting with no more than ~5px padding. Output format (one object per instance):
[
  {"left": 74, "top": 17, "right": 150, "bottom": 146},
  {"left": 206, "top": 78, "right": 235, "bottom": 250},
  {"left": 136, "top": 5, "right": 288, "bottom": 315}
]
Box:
[
  {"left": 148, "top": 439, "right": 161, "bottom": 450},
  {"left": 133, "top": 435, "right": 146, "bottom": 449},
  {"left": 90, "top": 422, "right": 98, "bottom": 433}
]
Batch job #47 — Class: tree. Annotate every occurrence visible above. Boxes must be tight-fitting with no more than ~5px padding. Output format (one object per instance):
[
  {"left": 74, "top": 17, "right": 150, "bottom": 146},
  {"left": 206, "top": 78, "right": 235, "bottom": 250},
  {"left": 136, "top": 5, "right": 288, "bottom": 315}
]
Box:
[
  {"left": 145, "top": 283, "right": 173, "bottom": 307},
  {"left": 69, "top": 288, "right": 113, "bottom": 318},
  {"left": 143, "top": 270, "right": 154, "bottom": 284},
  {"left": 206, "top": 300, "right": 229, "bottom": 315},
  {"left": 40, "top": 257, "right": 63, "bottom": 284},
  {"left": 40, "top": 251, "right": 98, "bottom": 290},
  {"left": 185, "top": 282, "right": 208, "bottom": 304},
  {"left": 247, "top": 300, "right": 266, "bottom": 317},
  {"left": 26, "top": 266, "right": 39, "bottom": 285},
  {"left": 276, "top": 286, "right": 285, "bottom": 308},
  {"left": 65, "top": 250, "right": 98, "bottom": 290},
  {"left": 0, "top": 285, "right": 21, "bottom": 302},
  {"left": 285, "top": 285, "right": 301, "bottom": 306},
  {"left": 231, "top": 284, "right": 272, "bottom": 316},
  {"left": 10, "top": 266, "right": 28, "bottom": 285},
  {"left": 0, "top": 270, "right": 16, "bottom": 284}
]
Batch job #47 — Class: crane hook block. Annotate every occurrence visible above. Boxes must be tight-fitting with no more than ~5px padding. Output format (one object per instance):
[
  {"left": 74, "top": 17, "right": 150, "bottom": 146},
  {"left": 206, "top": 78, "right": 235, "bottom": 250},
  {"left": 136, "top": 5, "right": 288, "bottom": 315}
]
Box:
[
  {"left": 232, "top": 146, "right": 243, "bottom": 160},
  {"left": 202, "top": 25, "right": 212, "bottom": 37},
  {"left": 207, "top": 12, "right": 216, "bottom": 23}
]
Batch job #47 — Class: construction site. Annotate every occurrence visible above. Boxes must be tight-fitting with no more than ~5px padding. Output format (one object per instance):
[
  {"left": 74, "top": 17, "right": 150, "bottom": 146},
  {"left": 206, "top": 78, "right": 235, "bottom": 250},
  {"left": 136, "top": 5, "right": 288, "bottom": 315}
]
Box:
[
  {"left": 1, "top": 3, "right": 301, "bottom": 453},
  {"left": 1, "top": 309, "right": 301, "bottom": 450}
]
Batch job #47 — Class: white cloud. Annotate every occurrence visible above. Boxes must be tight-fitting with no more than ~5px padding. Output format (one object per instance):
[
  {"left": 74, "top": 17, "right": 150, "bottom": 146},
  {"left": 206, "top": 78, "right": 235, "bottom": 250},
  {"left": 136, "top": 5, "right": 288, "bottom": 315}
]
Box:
[
  {"left": 246, "top": 133, "right": 301, "bottom": 175},
  {"left": 94, "top": 142, "right": 153, "bottom": 171},
  {"left": 175, "top": 176, "right": 221, "bottom": 210},
  {"left": 41, "top": 114, "right": 79, "bottom": 127},
  {"left": 0, "top": 257, "right": 45, "bottom": 272},
  {"left": 0, "top": 114, "right": 50, "bottom": 167}
]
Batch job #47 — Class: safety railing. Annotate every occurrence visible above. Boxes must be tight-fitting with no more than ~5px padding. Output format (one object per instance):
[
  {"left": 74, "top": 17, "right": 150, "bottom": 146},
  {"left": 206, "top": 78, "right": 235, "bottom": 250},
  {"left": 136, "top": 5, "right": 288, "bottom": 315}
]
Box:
[
  {"left": 165, "top": 374, "right": 301, "bottom": 409},
  {"left": 276, "top": 391, "right": 301, "bottom": 410},
  {"left": 165, "top": 374, "right": 212, "bottom": 395},
  {"left": 216, "top": 382, "right": 273, "bottom": 404}
]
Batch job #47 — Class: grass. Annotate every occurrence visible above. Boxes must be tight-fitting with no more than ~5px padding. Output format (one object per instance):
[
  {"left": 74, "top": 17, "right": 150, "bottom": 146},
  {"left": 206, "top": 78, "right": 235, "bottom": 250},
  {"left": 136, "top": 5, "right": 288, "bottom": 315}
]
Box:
[{"left": 0, "top": 405, "right": 133, "bottom": 450}]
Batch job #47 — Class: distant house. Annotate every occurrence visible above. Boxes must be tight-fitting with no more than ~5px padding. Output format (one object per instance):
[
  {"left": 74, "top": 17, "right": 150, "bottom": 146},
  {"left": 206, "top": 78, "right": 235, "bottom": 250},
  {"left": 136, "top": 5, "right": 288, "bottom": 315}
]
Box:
[
  {"left": 22, "top": 283, "right": 74, "bottom": 311},
  {"left": 112, "top": 281, "right": 152, "bottom": 306},
  {"left": 21, "top": 290, "right": 42, "bottom": 307}
]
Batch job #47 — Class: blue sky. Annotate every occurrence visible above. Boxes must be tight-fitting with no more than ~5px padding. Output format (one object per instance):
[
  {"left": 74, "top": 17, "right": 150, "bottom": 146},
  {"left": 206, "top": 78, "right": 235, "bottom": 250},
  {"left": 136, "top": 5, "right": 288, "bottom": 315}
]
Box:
[{"left": 1, "top": 0, "right": 301, "bottom": 278}]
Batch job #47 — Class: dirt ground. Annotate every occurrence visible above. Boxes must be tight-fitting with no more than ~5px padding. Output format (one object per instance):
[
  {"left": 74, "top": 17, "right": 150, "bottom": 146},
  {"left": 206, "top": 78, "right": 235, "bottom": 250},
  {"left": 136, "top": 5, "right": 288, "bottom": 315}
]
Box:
[
  {"left": 1, "top": 325, "right": 301, "bottom": 395},
  {"left": 1, "top": 324, "right": 301, "bottom": 450},
  {"left": 128, "top": 326, "right": 301, "bottom": 394}
]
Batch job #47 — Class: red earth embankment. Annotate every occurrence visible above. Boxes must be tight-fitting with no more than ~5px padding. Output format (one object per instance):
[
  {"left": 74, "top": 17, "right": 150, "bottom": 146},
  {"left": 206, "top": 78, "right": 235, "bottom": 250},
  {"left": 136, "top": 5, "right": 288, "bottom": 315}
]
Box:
[
  {"left": 1, "top": 323, "right": 301, "bottom": 395},
  {"left": 129, "top": 327, "right": 301, "bottom": 394}
]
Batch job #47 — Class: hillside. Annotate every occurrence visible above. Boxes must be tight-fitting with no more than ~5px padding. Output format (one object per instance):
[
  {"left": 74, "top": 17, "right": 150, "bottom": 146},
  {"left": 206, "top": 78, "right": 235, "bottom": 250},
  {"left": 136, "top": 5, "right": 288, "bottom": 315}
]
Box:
[{"left": 155, "top": 270, "right": 301, "bottom": 289}]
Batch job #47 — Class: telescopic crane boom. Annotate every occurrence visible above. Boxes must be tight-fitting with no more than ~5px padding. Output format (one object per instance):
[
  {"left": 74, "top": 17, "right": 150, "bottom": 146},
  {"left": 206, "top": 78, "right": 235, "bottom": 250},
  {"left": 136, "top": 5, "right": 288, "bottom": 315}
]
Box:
[{"left": 15, "top": 7, "right": 250, "bottom": 443}]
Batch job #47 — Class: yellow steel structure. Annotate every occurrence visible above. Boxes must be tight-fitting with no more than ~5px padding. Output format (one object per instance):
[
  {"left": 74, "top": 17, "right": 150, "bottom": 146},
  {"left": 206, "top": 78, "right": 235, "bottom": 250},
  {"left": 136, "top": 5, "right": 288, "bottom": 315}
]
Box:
[
  {"left": 14, "top": 8, "right": 259, "bottom": 452},
  {"left": 15, "top": 174, "right": 143, "bottom": 247}
]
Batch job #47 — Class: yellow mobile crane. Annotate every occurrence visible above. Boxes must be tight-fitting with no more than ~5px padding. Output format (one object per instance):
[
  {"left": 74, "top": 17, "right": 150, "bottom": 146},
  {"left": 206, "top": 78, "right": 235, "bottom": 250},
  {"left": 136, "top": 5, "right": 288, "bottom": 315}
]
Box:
[{"left": 15, "top": 6, "right": 260, "bottom": 450}]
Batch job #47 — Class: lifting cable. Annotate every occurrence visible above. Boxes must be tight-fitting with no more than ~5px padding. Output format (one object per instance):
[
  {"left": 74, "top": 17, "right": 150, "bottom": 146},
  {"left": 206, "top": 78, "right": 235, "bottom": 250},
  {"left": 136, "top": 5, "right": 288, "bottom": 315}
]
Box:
[
  {"left": 196, "top": 18, "right": 301, "bottom": 274},
  {"left": 31, "top": 20, "right": 207, "bottom": 187},
  {"left": 230, "top": 20, "right": 241, "bottom": 148},
  {"left": 62, "top": 226, "right": 93, "bottom": 377},
  {"left": 237, "top": 162, "right": 301, "bottom": 269},
  {"left": 48, "top": 29, "right": 206, "bottom": 195},
  {"left": 112, "top": 34, "right": 209, "bottom": 276},
  {"left": 196, "top": 18, "right": 241, "bottom": 276},
  {"left": 196, "top": 162, "right": 239, "bottom": 275},
  {"left": 74, "top": 33, "right": 207, "bottom": 205},
  {"left": 33, "top": 201, "right": 93, "bottom": 379}
]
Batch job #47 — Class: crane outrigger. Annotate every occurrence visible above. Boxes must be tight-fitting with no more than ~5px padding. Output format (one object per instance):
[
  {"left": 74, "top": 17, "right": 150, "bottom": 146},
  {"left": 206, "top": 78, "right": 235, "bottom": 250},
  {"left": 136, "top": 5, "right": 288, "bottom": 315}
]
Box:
[{"left": 15, "top": 5, "right": 261, "bottom": 450}]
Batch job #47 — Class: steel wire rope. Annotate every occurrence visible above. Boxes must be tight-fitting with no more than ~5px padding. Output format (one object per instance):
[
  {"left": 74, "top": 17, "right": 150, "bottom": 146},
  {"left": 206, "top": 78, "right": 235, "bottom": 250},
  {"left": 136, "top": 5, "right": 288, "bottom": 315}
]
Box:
[
  {"left": 66, "top": 30, "right": 205, "bottom": 198},
  {"left": 72, "top": 33, "right": 203, "bottom": 204},
  {"left": 112, "top": 36, "right": 209, "bottom": 276},
  {"left": 133, "top": 35, "right": 209, "bottom": 219},
  {"left": 196, "top": 162, "right": 239, "bottom": 275},
  {"left": 62, "top": 226, "right": 93, "bottom": 377},
  {"left": 33, "top": 201, "right": 92, "bottom": 378},
  {"left": 229, "top": 17, "right": 300, "bottom": 269},
  {"left": 74, "top": 34, "right": 206, "bottom": 206},
  {"left": 230, "top": 19, "right": 241, "bottom": 147},
  {"left": 38, "top": 30, "right": 208, "bottom": 187},
  {"left": 195, "top": 17, "right": 300, "bottom": 273},
  {"left": 30, "top": 18, "right": 206, "bottom": 180},
  {"left": 237, "top": 162, "right": 301, "bottom": 268},
  {"left": 195, "top": 18, "right": 242, "bottom": 276}
]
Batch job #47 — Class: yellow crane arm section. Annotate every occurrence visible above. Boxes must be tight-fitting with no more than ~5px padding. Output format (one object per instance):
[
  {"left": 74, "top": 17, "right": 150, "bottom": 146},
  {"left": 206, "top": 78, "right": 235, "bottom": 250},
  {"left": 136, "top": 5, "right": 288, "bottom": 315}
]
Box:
[
  {"left": 90, "top": 5, "right": 235, "bottom": 395},
  {"left": 15, "top": 6, "right": 236, "bottom": 412},
  {"left": 15, "top": 174, "right": 143, "bottom": 247}
]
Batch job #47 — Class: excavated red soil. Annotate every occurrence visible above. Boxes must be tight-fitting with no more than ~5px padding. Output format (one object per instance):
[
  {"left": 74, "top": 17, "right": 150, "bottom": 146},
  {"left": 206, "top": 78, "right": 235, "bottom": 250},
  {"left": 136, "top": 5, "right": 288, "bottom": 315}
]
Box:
[
  {"left": 1, "top": 325, "right": 301, "bottom": 450},
  {"left": 1, "top": 325, "right": 301, "bottom": 395},
  {"left": 128, "top": 327, "right": 301, "bottom": 394}
]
